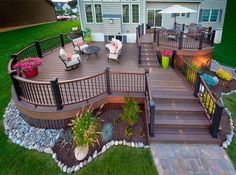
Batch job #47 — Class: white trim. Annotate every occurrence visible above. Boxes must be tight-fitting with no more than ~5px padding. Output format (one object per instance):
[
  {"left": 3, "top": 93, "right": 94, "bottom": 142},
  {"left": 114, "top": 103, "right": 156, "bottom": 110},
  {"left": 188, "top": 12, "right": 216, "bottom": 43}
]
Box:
[
  {"left": 131, "top": 3, "right": 140, "bottom": 24},
  {"left": 77, "top": 0, "right": 84, "bottom": 30},
  {"left": 94, "top": 3, "right": 103, "bottom": 24},
  {"left": 121, "top": 3, "right": 130, "bottom": 24},
  {"left": 84, "top": 3, "right": 94, "bottom": 24},
  {"left": 197, "top": 3, "right": 200, "bottom": 24},
  {"left": 146, "top": 8, "right": 163, "bottom": 28},
  {"left": 143, "top": 0, "right": 146, "bottom": 34}
]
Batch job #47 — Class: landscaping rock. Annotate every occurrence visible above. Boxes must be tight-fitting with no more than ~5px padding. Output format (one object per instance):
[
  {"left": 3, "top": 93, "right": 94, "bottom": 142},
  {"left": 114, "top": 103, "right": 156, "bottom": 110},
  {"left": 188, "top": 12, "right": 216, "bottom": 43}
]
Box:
[
  {"left": 63, "top": 165, "right": 67, "bottom": 173},
  {"left": 102, "top": 145, "right": 106, "bottom": 153},
  {"left": 74, "top": 165, "right": 80, "bottom": 172},
  {"left": 3, "top": 102, "right": 63, "bottom": 152},
  {"left": 79, "top": 162, "right": 83, "bottom": 168},
  {"left": 118, "top": 141, "right": 122, "bottom": 145},
  {"left": 93, "top": 150, "right": 98, "bottom": 159},
  {"left": 111, "top": 140, "right": 115, "bottom": 146},
  {"left": 115, "top": 141, "right": 118, "bottom": 145},
  {"left": 138, "top": 142, "right": 144, "bottom": 148},
  {"left": 88, "top": 156, "right": 92, "bottom": 163},
  {"left": 131, "top": 142, "right": 135, "bottom": 147}
]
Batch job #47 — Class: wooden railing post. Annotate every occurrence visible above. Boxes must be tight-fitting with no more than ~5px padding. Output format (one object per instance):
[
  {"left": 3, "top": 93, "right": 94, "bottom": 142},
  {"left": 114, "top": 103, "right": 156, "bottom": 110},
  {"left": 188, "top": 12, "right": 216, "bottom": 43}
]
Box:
[
  {"left": 50, "top": 78, "right": 63, "bottom": 110},
  {"left": 210, "top": 102, "right": 224, "bottom": 138},
  {"left": 193, "top": 72, "right": 201, "bottom": 97},
  {"left": 105, "top": 67, "right": 111, "bottom": 95},
  {"left": 153, "top": 28, "right": 156, "bottom": 42},
  {"left": 178, "top": 31, "right": 184, "bottom": 49},
  {"left": 35, "top": 41, "right": 42, "bottom": 58},
  {"left": 182, "top": 24, "right": 185, "bottom": 32},
  {"left": 141, "top": 23, "right": 144, "bottom": 35},
  {"left": 156, "top": 30, "right": 160, "bottom": 46},
  {"left": 171, "top": 50, "right": 177, "bottom": 68},
  {"left": 211, "top": 30, "right": 216, "bottom": 47},
  {"left": 198, "top": 32, "right": 205, "bottom": 50},
  {"left": 138, "top": 45, "right": 141, "bottom": 65},
  {"left": 10, "top": 70, "right": 21, "bottom": 101},
  {"left": 149, "top": 100, "right": 155, "bottom": 137},
  {"left": 144, "top": 69, "right": 149, "bottom": 95},
  {"left": 60, "top": 33, "right": 65, "bottom": 47},
  {"left": 207, "top": 27, "right": 212, "bottom": 42}
]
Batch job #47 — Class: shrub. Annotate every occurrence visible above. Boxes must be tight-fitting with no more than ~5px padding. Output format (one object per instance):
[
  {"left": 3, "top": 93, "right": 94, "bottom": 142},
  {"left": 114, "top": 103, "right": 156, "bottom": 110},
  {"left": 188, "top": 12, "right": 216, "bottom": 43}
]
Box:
[
  {"left": 60, "top": 129, "right": 73, "bottom": 148},
  {"left": 101, "top": 123, "right": 113, "bottom": 143},
  {"left": 217, "top": 68, "right": 233, "bottom": 81},
  {"left": 120, "top": 97, "right": 141, "bottom": 127},
  {"left": 71, "top": 107, "right": 100, "bottom": 147}
]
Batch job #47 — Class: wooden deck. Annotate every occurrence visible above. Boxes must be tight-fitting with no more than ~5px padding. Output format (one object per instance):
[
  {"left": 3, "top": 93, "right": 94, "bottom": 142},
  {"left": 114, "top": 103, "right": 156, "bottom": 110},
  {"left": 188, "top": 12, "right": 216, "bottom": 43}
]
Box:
[{"left": 13, "top": 41, "right": 218, "bottom": 143}]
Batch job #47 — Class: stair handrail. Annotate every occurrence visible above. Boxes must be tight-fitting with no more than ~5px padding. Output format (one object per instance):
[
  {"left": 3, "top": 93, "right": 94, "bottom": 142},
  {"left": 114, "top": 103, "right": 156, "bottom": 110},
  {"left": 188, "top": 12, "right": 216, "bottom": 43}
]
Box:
[
  {"left": 145, "top": 69, "right": 155, "bottom": 137},
  {"left": 174, "top": 55, "right": 224, "bottom": 138}
]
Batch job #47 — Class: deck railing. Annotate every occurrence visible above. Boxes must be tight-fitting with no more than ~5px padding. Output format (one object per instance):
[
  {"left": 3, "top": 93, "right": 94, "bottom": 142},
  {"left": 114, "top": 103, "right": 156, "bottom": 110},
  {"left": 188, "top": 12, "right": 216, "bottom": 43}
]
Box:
[
  {"left": 154, "top": 29, "right": 215, "bottom": 50},
  {"left": 10, "top": 33, "right": 71, "bottom": 66},
  {"left": 10, "top": 68, "right": 146, "bottom": 110},
  {"left": 174, "top": 55, "right": 224, "bottom": 138}
]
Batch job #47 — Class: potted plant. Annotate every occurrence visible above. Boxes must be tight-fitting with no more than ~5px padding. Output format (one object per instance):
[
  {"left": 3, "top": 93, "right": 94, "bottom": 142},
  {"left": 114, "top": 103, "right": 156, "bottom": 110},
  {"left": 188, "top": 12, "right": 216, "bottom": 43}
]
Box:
[
  {"left": 13, "top": 57, "right": 43, "bottom": 78},
  {"left": 83, "top": 28, "right": 92, "bottom": 44},
  {"left": 160, "top": 50, "right": 172, "bottom": 69},
  {"left": 71, "top": 106, "right": 100, "bottom": 161}
]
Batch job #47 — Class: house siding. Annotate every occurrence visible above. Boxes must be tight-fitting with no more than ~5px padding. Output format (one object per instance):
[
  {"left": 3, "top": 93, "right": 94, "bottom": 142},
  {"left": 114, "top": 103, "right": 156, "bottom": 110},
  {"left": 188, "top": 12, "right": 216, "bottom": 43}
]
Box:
[{"left": 77, "top": 0, "right": 227, "bottom": 43}]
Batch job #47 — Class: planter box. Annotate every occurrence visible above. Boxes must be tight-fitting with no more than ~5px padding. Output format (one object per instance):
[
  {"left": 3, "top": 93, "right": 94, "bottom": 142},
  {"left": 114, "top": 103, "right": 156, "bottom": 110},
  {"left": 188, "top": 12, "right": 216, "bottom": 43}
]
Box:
[{"left": 23, "top": 67, "right": 38, "bottom": 78}]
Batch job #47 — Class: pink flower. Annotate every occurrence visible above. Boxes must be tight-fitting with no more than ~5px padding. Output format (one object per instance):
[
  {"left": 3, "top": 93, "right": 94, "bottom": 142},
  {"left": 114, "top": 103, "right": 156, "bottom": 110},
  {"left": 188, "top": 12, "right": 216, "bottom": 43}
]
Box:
[
  {"left": 160, "top": 50, "right": 173, "bottom": 57},
  {"left": 13, "top": 57, "right": 43, "bottom": 72}
]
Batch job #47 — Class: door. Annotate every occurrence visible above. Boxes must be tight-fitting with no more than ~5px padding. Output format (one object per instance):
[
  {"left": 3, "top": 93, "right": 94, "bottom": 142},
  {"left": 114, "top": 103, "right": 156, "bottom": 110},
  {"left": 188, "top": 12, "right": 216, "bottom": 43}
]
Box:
[{"left": 147, "top": 10, "right": 162, "bottom": 28}]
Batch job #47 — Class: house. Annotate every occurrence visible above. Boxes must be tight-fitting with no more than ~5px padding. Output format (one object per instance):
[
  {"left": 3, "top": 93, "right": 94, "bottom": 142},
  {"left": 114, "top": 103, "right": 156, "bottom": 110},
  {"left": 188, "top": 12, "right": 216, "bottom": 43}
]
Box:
[
  {"left": 77, "top": 0, "right": 227, "bottom": 43},
  {"left": 0, "top": 0, "right": 56, "bottom": 29},
  {"left": 54, "top": 2, "right": 72, "bottom": 12}
]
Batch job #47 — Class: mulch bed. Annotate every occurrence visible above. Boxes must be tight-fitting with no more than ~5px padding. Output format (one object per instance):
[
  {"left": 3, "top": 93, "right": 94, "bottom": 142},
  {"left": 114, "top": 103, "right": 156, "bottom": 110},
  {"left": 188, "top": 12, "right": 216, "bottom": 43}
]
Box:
[
  {"left": 206, "top": 70, "right": 236, "bottom": 144},
  {"left": 52, "top": 107, "right": 148, "bottom": 167}
]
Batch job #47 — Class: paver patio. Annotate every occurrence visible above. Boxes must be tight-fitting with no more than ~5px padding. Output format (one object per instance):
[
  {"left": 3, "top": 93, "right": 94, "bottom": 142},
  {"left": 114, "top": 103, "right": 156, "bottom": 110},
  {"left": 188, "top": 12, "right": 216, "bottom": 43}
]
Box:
[{"left": 150, "top": 144, "right": 236, "bottom": 175}]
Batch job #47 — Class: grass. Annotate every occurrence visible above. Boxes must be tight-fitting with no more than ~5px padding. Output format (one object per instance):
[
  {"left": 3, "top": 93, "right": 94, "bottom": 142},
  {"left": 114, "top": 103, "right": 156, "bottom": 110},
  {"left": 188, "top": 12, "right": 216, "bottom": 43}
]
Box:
[
  {"left": 213, "top": 0, "right": 236, "bottom": 68},
  {"left": 222, "top": 93, "right": 236, "bottom": 169},
  {"left": 0, "top": 21, "right": 157, "bottom": 175}
]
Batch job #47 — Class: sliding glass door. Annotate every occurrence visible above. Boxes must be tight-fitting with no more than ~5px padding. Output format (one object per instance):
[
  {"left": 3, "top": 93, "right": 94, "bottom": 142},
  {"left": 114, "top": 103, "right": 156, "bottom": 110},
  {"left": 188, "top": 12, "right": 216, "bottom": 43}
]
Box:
[{"left": 147, "top": 10, "right": 162, "bottom": 28}]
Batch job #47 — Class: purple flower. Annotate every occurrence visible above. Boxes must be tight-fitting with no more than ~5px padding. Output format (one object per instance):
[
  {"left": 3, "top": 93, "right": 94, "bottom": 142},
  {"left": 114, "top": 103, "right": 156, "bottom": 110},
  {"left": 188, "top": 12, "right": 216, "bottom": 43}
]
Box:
[{"left": 13, "top": 57, "right": 43, "bottom": 72}]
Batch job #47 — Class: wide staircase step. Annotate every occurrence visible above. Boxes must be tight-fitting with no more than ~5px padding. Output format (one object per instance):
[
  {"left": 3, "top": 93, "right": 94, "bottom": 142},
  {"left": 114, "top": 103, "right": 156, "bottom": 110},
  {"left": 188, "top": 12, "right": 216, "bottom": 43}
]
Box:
[
  {"left": 139, "top": 43, "right": 159, "bottom": 68},
  {"left": 148, "top": 88, "right": 218, "bottom": 144}
]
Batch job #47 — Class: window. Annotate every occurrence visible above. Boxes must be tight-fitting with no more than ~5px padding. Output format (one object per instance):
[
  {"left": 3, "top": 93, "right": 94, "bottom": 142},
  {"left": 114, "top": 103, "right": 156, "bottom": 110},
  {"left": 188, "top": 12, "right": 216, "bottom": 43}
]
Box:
[
  {"left": 210, "top": 9, "right": 219, "bottom": 22},
  {"left": 85, "top": 4, "right": 93, "bottom": 23},
  {"left": 132, "top": 4, "right": 139, "bottom": 23},
  {"left": 201, "top": 9, "right": 210, "bottom": 22},
  {"left": 94, "top": 4, "right": 102, "bottom": 23},
  {"left": 122, "top": 4, "right": 129, "bottom": 23}
]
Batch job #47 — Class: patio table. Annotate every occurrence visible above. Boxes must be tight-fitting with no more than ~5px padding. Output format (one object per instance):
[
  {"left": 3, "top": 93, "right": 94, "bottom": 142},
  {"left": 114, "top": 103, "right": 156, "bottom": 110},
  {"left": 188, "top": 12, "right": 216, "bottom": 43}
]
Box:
[{"left": 83, "top": 46, "right": 101, "bottom": 61}]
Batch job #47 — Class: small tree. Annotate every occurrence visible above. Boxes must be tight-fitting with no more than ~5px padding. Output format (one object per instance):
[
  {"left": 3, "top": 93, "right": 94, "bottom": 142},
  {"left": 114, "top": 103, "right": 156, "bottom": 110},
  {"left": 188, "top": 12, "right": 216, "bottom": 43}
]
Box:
[{"left": 120, "top": 97, "right": 141, "bottom": 126}]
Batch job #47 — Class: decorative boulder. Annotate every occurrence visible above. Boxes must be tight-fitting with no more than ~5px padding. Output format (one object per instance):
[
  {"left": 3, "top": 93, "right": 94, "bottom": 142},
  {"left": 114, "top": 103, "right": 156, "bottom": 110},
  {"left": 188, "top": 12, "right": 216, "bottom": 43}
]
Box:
[
  {"left": 74, "top": 145, "right": 89, "bottom": 161},
  {"left": 201, "top": 73, "right": 219, "bottom": 87}
]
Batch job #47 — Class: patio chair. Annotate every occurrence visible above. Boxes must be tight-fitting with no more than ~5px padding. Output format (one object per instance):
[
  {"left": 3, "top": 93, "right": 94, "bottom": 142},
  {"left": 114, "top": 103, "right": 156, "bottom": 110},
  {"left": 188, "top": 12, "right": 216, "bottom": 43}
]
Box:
[
  {"left": 106, "top": 38, "right": 123, "bottom": 63},
  {"left": 72, "top": 37, "right": 88, "bottom": 53},
  {"left": 59, "top": 48, "right": 81, "bottom": 71}
]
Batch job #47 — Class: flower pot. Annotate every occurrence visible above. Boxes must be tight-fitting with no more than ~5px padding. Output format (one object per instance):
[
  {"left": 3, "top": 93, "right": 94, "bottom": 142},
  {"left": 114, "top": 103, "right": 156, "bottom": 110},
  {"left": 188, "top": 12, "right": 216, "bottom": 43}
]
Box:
[
  {"left": 161, "top": 56, "right": 170, "bottom": 69},
  {"left": 23, "top": 67, "right": 38, "bottom": 78},
  {"left": 74, "top": 144, "right": 89, "bottom": 161}
]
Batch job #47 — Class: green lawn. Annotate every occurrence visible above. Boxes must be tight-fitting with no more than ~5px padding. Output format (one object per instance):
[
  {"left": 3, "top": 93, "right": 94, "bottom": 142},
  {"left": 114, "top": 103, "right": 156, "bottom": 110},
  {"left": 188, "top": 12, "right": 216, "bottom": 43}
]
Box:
[
  {"left": 0, "top": 21, "right": 157, "bottom": 175},
  {"left": 213, "top": 0, "right": 236, "bottom": 68},
  {"left": 223, "top": 93, "right": 236, "bottom": 169}
]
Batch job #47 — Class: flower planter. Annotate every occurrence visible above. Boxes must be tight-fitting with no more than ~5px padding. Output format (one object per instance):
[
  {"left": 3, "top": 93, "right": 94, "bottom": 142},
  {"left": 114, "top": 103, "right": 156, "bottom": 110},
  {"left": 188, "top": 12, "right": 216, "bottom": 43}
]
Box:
[
  {"left": 23, "top": 67, "right": 39, "bottom": 78},
  {"left": 161, "top": 56, "right": 170, "bottom": 69}
]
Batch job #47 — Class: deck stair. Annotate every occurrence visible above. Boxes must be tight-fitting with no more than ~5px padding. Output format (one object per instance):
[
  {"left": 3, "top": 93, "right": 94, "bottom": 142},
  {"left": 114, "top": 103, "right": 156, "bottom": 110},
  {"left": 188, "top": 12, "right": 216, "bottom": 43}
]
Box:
[
  {"left": 140, "top": 42, "right": 159, "bottom": 68},
  {"left": 148, "top": 70, "right": 219, "bottom": 144}
]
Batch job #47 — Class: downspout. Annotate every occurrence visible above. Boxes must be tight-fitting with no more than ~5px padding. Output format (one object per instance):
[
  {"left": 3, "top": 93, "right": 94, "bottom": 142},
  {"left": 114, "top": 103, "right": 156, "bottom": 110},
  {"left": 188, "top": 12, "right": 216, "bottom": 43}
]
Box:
[
  {"left": 77, "top": 0, "right": 84, "bottom": 31},
  {"left": 197, "top": 1, "right": 201, "bottom": 24}
]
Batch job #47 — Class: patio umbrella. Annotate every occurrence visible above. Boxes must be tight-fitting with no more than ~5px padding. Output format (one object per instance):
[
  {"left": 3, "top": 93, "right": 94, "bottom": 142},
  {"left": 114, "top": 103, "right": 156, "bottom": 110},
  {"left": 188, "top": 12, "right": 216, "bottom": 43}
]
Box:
[{"left": 158, "top": 5, "right": 197, "bottom": 24}]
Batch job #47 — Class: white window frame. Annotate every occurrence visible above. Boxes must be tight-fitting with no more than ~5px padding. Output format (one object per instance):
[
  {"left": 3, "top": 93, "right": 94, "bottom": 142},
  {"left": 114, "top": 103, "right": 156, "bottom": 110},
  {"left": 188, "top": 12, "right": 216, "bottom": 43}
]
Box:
[
  {"left": 121, "top": 4, "right": 130, "bottom": 24},
  {"left": 84, "top": 3, "right": 94, "bottom": 24},
  {"left": 94, "top": 3, "right": 103, "bottom": 24},
  {"left": 209, "top": 9, "right": 219, "bottom": 23},
  {"left": 131, "top": 3, "right": 140, "bottom": 24}
]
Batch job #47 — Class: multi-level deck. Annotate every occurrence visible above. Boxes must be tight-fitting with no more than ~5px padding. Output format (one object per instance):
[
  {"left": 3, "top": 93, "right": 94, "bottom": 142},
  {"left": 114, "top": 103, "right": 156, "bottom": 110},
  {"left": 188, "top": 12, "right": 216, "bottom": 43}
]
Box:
[{"left": 9, "top": 32, "right": 222, "bottom": 144}]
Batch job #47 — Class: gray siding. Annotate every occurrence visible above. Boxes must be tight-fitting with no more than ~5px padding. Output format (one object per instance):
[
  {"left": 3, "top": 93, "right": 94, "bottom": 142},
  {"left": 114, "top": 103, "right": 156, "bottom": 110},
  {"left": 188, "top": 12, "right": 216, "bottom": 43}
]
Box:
[{"left": 103, "top": 18, "right": 121, "bottom": 35}]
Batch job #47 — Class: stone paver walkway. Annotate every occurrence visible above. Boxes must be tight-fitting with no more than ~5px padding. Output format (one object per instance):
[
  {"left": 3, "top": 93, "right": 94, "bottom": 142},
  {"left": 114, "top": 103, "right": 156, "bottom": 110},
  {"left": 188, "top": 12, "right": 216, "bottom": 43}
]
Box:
[{"left": 150, "top": 144, "right": 236, "bottom": 175}]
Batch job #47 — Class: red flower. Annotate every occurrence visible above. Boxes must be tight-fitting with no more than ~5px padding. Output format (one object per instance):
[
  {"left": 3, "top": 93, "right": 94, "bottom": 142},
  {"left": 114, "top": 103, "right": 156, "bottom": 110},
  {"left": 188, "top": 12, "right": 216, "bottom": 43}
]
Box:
[{"left": 160, "top": 50, "right": 173, "bottom": 57}]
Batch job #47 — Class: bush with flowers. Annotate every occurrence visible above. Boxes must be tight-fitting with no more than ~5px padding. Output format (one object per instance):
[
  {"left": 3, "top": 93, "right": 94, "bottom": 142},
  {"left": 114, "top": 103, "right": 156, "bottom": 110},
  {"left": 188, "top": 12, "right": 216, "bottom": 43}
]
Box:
[
  {"left": 160, "top": 50, "right": 173, "bottom": 57},
  {"left": 13, "top": 57, "right": 43, "bottom": 73}
]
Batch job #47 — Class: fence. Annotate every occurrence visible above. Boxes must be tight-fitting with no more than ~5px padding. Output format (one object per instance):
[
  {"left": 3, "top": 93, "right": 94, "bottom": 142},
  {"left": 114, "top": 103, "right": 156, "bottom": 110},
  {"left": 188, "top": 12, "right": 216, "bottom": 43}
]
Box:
[{"left": 174, "top": 55, "right": 224, "bottom": 138}]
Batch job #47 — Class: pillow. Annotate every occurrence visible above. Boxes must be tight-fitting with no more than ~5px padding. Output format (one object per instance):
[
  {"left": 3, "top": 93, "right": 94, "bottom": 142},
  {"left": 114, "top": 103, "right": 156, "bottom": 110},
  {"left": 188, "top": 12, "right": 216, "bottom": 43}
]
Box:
[
  {"left": 67, "top": 53, "right": 72, "bottom": 61},
  {"left": 59, "top": 48, "right": 68, "bottom": 61},
  {"left": 115, "top": 48, "right": 120, "bottom": 54},
  {"left": 77, "top": 41, "right": 84, "bottom": 47}
]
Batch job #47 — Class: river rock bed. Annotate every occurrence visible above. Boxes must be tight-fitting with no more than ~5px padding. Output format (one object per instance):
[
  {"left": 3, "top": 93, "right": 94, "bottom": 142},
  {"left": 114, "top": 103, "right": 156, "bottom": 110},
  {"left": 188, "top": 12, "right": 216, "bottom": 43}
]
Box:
[{"left": 3, "top": 101, "right": 63, "bottom": 153}]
